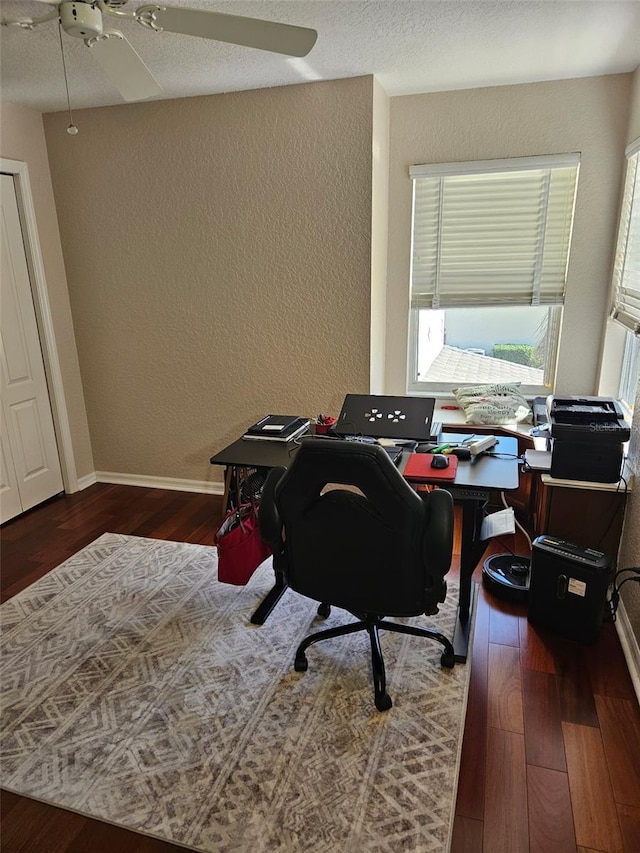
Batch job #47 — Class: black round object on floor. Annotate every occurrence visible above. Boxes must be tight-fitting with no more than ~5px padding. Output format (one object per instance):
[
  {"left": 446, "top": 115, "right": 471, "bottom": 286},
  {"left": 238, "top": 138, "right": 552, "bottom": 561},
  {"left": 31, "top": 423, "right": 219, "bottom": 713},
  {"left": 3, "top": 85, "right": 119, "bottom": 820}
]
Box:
[{"left": 482, "top": 553, "right": 531, "bottom": 603}]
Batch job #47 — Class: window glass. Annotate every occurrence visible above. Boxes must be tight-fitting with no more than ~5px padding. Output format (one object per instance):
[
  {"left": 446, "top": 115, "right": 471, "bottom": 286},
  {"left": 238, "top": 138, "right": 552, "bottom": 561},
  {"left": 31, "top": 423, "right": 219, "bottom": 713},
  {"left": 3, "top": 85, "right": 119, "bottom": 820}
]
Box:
[
  {"left": 411, "top": 305, "right": 560, "bottom": 392},
  {"left": 619, "top": 330, "right": 640, "bottom": 412}
]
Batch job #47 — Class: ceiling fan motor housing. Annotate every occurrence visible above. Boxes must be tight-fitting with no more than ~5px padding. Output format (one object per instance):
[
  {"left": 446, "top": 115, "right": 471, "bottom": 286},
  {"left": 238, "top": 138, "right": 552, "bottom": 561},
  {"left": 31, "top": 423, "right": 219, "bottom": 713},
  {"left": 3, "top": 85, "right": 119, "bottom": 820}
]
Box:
[{"left": 60, "top": 2, "right": 104, "bottom": 39}]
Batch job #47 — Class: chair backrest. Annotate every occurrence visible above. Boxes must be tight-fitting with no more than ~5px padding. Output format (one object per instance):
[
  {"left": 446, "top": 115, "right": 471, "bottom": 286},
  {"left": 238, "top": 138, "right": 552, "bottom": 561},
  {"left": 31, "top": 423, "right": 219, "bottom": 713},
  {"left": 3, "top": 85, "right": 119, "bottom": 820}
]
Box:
[{"left": 263, "top": 438, "right": 453, "bottom": 617}]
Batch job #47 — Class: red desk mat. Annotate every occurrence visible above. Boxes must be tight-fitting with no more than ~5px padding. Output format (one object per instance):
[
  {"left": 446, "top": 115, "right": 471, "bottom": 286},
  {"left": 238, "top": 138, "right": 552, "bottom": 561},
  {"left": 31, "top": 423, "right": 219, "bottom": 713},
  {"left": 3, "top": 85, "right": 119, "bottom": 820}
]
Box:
[{"left": 403, "top": 453, "right": 458, "bottom": 482}]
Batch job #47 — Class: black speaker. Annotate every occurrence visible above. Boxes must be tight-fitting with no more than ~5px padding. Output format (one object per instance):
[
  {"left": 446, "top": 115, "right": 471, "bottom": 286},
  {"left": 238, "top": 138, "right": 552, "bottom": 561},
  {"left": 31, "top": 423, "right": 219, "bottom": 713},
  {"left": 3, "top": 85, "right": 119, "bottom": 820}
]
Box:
[{"left": 527, "top": 536, "right": 612, "bottom": 644}]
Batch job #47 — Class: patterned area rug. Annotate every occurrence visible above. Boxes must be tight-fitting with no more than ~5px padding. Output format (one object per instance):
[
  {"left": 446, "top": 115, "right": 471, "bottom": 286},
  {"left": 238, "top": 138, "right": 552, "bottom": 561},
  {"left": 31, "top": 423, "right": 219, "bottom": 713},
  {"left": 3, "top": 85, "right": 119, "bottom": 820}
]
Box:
[{"left": 1, "top": 533, "right": 472, "bottom": 852}]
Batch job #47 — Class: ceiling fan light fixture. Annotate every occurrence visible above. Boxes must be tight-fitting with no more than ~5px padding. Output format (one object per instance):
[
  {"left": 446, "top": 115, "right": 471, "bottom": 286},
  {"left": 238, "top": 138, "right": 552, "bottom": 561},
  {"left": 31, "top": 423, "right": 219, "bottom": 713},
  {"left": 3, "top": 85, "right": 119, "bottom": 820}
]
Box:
[
  {"left": 60, "top": 1, "right": 103, "bottom": 39},
  {"left": 2, "top": 0, "right": 319, "bottom": 112}
]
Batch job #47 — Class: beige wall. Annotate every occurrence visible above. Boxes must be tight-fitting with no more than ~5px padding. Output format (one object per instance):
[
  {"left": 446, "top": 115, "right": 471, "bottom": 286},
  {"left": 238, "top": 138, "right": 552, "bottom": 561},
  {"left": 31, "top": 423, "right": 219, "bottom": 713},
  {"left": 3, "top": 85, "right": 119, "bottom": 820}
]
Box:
[
  {"left": 43, "top": 77, "right": 374, "bottom": 485},
  {"left": 370, "top": 78, "right": 390, "bottom": 394},
  {"left": 385, "top": 75, "right": 631, "bottom": 396},
  {"left": 0, "top": 100, "right": 94, "bottom": 481},
  {"left": 627, "top": 65, "right": 640, "bottom": 142},
  {"left": 618, "top": 64, "right": 640, "bottom": 640}
]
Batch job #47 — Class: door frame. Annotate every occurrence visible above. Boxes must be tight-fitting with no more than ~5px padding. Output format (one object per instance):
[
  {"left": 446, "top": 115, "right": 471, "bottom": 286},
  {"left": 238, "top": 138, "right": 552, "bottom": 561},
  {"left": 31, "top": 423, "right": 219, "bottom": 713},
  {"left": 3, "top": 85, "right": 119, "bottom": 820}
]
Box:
[{"left": 1, "top": 157, "right": 78, "bottom": 494}]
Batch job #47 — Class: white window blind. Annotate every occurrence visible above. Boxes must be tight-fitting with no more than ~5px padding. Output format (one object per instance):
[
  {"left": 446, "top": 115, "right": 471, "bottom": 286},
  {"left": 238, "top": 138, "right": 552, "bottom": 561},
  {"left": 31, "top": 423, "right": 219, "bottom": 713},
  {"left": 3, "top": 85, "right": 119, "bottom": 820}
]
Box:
[
  {"left": 410, "top": 154, "right": 580, "bottom": 309},
  {"left": 610, "top": 139, "right": 640, "bottom": 336}
]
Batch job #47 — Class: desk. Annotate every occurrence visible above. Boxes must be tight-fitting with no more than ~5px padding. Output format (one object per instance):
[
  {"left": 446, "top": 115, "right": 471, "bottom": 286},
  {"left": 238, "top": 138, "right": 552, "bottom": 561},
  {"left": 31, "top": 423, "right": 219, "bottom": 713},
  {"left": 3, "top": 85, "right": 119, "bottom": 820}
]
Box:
[
  {"left": 420, "top": 433, "right": 520, "bottom": 659},
  {"left": 210, "top": 432, "right": 520, "bottom": 662},
  {"left": 211, "top": 435, "right": 303, "bottom": 517}
]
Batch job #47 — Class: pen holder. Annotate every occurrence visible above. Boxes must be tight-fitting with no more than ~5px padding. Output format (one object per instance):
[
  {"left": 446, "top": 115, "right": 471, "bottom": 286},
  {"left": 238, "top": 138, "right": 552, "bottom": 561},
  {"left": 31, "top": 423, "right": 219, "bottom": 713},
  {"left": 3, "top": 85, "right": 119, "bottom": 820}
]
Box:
[{"left": 315, "top": 416, "right": 336, "bottom": 435}]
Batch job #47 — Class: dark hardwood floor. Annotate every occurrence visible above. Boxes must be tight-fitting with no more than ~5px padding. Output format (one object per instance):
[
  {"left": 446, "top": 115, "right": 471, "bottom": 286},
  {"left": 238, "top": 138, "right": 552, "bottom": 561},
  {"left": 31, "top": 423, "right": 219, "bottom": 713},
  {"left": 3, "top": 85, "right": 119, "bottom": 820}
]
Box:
[{"left": 1, "top": 483, "right": 639, "bottom": 852}]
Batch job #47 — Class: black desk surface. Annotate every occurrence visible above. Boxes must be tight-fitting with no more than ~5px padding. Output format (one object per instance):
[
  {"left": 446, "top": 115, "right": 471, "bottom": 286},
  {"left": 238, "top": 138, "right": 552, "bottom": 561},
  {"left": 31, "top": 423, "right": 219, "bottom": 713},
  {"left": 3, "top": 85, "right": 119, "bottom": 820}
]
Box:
[
  {"left": 210, "top": 432, "right": 520, "bottom": 491},
  {"left": 433, "top": 433, "right": 519, "bottom": 491},
  {"left": 210, "top": 435, "right": 305, "bottom": 469}
]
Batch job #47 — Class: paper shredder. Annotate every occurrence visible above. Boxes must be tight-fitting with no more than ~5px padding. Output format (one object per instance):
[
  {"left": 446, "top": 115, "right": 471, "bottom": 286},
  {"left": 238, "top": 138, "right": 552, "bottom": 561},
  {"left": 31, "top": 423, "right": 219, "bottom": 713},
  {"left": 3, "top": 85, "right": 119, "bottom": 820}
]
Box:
[{"left": 527, "top": 536, "right": 612, "bottom": 644}]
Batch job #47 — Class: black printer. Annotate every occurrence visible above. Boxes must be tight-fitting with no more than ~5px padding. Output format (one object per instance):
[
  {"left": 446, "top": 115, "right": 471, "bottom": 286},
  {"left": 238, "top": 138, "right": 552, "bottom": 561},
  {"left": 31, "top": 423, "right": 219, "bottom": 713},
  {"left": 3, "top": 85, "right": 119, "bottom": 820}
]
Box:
[{"left": 547, "top": 396, "right": 630, "bottom": 483}]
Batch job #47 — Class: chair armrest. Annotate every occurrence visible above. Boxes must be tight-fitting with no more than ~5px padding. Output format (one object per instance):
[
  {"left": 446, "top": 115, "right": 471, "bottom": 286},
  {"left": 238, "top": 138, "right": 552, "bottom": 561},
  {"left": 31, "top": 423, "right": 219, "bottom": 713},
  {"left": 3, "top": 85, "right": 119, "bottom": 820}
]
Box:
[{"left": 421, "top": 488, "right": 454, "bottom": 580}]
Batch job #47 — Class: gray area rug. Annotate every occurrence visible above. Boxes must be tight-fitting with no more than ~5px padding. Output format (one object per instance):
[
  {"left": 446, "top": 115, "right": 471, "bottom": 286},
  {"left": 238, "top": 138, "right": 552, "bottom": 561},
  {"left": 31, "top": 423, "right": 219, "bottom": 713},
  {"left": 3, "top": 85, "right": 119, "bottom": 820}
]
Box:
[{"left": 1, "top": 533, "right": 472, "bottom": 852}]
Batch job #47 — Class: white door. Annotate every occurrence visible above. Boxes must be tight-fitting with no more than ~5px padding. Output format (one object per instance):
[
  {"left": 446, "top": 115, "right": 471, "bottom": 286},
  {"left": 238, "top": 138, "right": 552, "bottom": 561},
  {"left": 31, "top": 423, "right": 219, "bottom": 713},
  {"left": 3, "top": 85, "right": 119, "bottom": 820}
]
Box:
[{"left": 0, "top": 173, "right": 63, "bottom": 523}]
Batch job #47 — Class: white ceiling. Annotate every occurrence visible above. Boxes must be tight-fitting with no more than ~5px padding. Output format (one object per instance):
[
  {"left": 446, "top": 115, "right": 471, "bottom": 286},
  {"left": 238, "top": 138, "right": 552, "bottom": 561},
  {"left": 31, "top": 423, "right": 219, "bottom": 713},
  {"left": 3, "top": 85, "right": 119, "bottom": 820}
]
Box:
[{"left": 1, "top": 0, "right": 640, "bottom": 114}]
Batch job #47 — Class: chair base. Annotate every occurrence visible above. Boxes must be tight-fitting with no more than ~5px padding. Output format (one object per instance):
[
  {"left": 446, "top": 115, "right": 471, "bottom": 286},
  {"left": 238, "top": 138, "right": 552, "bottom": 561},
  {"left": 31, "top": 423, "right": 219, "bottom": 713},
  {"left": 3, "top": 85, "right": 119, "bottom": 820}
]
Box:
[{"left": 294, "top": 613, "right": 456, "bottom": 712}]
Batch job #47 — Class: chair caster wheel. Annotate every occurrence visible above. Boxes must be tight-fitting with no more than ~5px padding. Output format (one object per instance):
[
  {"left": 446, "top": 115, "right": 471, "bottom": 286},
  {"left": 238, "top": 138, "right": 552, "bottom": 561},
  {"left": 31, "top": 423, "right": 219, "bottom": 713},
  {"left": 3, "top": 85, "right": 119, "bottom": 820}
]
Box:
[
  {"left": 294, "top": 654, "right": 308, "bottom": 672},
  {"left": 441, "top": 650, "right": 455, "bottom": 668},
  {"left": 375, "top": 692, "right": 393, "bottom": 712},
  {"left": 317, "top": 603, "right": 331, "bottom": 618}
]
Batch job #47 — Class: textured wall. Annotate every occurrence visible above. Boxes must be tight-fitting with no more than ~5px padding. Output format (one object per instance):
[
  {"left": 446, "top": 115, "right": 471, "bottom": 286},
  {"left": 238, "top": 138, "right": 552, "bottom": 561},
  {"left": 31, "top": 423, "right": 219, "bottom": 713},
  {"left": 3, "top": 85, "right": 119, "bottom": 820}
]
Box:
[
  {"left": 385, "top": 74, "right": 631, "bottom": 396},
  {"left": 0, "top": 100, "right": 94, "bottom": 481},
  {"left": 619, "top": 378, "right": 640, "bottom": 638},
  {"left": 627, "top": 65, "right": 640, "bottom": 142},
  {"left": 370, "top": 78, "right": 390, "bottom": 394},
  {"left": 43, "top": 77, "right": 373, "bottom": 485}
]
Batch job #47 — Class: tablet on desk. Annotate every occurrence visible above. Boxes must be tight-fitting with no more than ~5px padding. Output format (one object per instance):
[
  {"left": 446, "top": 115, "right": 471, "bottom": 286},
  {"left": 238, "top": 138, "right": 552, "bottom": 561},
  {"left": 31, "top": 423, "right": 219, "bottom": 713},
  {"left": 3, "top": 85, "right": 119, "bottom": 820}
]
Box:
[{"left": 335, "top": 394, "right": 437, "bottom": 441}]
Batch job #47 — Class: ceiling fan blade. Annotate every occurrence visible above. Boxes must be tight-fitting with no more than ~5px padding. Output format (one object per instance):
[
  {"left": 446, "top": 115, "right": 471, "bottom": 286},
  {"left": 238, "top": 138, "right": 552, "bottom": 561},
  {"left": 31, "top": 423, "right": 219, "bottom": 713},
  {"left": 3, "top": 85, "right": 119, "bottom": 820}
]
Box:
[
  {"left": 87, "top": 30, "right": 162, "bottom": 102},
  {"left": 139, "top": 6, "right": 318, "bottom": 57}
]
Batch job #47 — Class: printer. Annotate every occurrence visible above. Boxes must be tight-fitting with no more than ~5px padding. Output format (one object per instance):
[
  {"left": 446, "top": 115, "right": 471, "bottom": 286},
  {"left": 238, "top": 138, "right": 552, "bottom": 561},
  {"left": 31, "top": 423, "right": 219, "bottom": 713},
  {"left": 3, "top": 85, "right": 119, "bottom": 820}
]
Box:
[{"left": 547, "top": 396, "right": 630, "bottom": 483}]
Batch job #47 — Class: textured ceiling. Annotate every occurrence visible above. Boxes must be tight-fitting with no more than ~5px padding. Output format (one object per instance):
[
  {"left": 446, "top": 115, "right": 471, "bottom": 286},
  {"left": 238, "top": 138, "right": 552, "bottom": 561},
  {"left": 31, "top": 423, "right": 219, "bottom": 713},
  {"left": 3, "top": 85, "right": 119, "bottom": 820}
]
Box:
[{"left": 1, "top": 0, "right": 640, "bottom": 113}]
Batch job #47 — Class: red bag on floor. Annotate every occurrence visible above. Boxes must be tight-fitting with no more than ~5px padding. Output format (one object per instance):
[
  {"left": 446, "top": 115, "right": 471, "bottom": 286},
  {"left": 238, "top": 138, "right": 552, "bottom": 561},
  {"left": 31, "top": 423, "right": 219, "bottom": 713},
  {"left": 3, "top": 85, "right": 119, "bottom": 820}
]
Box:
[{"left": 214, "top": 503, "right": 271, "bottom": 585}]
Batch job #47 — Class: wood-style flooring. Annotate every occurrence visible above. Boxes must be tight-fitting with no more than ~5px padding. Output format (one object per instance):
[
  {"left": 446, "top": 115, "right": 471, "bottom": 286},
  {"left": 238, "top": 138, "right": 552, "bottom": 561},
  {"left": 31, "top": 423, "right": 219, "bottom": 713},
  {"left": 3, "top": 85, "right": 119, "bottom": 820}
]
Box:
[{"left": 1, "top": 483, "right": 639, "bottom": 852}]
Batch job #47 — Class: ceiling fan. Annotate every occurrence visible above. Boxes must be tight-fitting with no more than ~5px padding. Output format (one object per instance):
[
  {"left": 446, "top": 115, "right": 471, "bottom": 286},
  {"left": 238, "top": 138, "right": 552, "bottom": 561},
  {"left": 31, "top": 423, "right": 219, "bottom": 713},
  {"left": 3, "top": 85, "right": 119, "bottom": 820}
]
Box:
[{"left": 1, "top": 1, "right": 318, "bottom": 107}]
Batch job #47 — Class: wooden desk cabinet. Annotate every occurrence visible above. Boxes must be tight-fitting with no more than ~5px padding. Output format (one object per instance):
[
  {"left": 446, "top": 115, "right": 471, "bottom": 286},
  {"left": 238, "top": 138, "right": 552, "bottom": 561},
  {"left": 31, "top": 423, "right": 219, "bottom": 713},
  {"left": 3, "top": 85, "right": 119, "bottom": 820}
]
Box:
[{"left": 533, "top": 475, "right": 627, "bottom": 561}]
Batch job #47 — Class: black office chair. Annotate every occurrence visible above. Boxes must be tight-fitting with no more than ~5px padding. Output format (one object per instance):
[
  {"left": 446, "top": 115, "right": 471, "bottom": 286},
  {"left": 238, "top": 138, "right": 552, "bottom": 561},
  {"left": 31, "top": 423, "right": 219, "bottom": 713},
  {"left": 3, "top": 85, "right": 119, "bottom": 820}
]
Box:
[{"left": 259, "top": 437, "right": 456, "bottom": 711}]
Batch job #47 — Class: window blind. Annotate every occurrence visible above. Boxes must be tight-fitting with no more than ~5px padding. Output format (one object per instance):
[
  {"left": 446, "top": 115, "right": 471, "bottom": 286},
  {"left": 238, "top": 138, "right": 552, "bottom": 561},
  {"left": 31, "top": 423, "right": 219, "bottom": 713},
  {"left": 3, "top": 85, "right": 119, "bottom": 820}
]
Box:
[
  {"left": 610, "top": 139, "right": 640, "bottom": 336},
  {"left": 409, "top": 154, "right": 580, "bottom": 310}
]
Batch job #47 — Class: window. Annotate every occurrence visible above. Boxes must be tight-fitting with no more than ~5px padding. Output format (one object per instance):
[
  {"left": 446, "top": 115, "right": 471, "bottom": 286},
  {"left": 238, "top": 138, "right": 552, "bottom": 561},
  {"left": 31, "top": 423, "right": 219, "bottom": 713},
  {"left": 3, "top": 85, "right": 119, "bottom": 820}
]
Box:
[
  {"left": 610, "top": 139, "right": 640, "bottom": 335},
  {"left": 610, "top": 138, "right": 640, "bottom": 412},
  {"left": 619, "top": 330, "right": 639, "bottom": 412},
  {"left": 408, "top": 154, "right": 580, "bottom": 395}
]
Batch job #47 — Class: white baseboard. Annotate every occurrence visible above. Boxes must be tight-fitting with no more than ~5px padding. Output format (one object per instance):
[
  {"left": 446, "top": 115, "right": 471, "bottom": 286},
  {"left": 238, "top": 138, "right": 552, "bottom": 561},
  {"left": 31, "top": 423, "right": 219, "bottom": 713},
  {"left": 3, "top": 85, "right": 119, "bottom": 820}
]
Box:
[
  {"left": 78, "top": 471, "right": 225, "bottom": 496},
  {"left": 615, "top": 598, "right": 640, "bottom": 705},
  {"left": 77, "top": 472, "right": 97, "bottom": 490}
]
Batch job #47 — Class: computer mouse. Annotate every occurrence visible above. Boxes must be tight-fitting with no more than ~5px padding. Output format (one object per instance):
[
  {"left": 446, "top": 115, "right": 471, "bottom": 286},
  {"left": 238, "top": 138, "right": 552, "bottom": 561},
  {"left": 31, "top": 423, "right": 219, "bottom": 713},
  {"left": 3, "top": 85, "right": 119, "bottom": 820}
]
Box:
[{"left": 430, "top": 454, "right": 449, "bottom": 469}]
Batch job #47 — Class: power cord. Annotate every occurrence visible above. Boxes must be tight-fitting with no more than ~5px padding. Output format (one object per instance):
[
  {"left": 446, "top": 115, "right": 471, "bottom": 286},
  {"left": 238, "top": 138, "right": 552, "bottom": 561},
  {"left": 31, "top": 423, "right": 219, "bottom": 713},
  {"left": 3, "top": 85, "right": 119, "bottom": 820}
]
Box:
[
  {"left": 495, "top": 537, "right": 518, "bottom": 557},
  {"left": 596, "top": 475, "right": 628, "bottom": 551},
  {"left": 605, "top": 567, "right": 640, "bottom": 622},
  {"left": 500, "top": 491, "right": 533, "bottom": 552}
]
